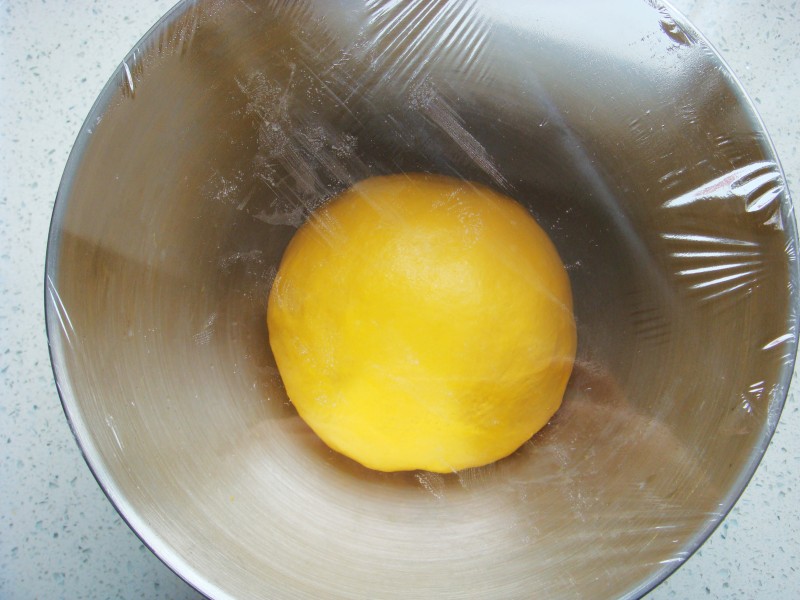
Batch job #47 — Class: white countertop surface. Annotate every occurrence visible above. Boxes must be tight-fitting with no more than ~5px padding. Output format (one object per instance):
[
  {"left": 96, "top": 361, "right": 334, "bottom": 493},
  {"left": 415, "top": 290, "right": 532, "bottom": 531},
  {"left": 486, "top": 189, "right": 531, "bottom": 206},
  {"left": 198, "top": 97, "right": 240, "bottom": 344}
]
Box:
[{"left": 1, "top": 1, "right": 798, "bottom": 598}]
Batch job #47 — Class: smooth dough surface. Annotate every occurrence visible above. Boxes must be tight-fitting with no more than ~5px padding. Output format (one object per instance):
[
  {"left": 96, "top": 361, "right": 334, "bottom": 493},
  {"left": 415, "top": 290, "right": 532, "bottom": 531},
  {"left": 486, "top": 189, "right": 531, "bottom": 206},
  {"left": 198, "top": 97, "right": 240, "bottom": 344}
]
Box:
[{"left": 267, "top": 174, "right": 577, "bottom": 473}]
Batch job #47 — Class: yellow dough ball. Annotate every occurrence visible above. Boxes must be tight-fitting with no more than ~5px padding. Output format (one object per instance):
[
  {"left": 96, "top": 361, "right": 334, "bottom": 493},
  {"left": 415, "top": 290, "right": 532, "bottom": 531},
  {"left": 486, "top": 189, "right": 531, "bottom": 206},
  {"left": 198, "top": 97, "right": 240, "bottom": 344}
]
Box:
[{"left": 267, "top": 174, "right": 576, "bottom": 473}]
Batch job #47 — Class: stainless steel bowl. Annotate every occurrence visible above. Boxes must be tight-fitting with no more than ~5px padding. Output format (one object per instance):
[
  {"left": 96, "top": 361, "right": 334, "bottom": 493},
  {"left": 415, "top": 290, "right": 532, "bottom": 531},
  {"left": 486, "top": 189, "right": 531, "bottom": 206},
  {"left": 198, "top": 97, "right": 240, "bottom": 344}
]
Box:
[{"left": 46, "top": 0, "right": 798, "bottom": 598}]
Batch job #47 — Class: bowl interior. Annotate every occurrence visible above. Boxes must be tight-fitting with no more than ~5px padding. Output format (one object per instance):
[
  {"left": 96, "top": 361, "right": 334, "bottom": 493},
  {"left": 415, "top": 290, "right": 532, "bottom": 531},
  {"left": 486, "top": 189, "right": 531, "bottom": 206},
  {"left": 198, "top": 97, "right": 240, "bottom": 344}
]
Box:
[{"left": 47, "top": 0, "right": 797, "bottom": 598}]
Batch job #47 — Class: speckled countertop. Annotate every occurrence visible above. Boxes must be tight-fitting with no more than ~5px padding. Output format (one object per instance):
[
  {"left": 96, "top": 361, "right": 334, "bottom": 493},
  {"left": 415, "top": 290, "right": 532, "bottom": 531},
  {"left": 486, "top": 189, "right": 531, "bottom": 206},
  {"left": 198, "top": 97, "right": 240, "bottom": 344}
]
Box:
[{"left": 1, "top": 1, "right": 798, "bottom": 598}]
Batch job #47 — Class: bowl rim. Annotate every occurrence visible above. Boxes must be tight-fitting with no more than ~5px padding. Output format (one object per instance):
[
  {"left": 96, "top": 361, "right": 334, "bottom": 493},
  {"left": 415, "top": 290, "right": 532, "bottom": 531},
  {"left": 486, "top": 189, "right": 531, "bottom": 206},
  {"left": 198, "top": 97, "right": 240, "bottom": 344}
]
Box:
[{"left": 43, "top": 1, "right": 800, "bottom": 598}]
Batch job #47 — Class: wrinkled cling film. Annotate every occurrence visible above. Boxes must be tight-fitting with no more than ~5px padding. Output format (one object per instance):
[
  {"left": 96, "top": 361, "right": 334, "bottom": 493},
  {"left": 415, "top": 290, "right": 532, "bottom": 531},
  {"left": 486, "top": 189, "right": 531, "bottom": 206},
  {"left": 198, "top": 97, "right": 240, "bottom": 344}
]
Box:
[{"left": 45, "top": 0, "right": 798, "bottom": 598}]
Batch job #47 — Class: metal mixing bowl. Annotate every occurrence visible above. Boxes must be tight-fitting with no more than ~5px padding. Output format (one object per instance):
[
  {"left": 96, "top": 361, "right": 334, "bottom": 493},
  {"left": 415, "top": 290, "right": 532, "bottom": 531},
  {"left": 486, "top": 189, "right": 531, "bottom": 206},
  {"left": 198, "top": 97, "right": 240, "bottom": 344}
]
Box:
[{"left": 45, "top": 0, "right": 798, "bottom": 598}]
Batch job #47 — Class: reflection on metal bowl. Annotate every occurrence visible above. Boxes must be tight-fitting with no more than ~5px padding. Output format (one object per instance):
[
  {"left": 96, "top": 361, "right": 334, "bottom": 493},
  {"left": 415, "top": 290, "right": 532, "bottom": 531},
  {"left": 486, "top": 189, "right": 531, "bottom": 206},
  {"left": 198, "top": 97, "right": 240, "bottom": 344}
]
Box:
[{"left": 46, "top": 0, "right": 797, "bottom": 598}]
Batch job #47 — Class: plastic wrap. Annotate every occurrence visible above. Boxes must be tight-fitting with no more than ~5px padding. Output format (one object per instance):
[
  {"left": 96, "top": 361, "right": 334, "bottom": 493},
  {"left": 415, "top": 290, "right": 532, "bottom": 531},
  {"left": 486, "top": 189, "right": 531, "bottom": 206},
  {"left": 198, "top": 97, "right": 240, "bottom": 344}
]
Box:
[{"left": 45, "top": 0, "right": 798, "bottom": 598}]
